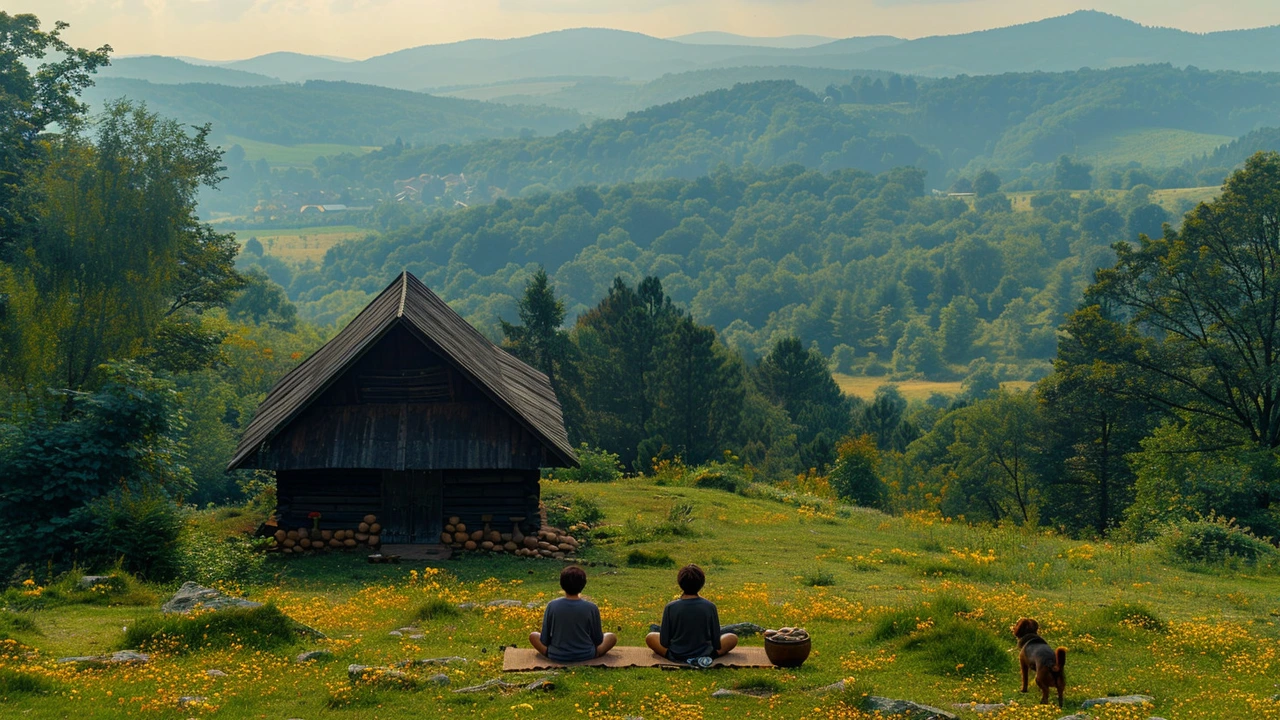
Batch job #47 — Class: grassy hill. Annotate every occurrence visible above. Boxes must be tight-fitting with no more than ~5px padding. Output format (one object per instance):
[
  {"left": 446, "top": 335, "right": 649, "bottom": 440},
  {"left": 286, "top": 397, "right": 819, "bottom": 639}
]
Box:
[
  {"left": 1075, "top": 127, "right": 1234, "bottom": 169},
  {"left": 1, "top": 476, "right": 1276, "bottom": 718}
]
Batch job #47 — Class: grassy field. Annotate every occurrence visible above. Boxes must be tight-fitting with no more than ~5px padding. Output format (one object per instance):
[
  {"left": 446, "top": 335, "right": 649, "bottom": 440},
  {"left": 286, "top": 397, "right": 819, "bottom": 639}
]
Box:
[
  {"left": 1075, "top": 127, "right": 1232, "bottom": 169},
  {"left": 235, "top": 225, "right": 373, "bottom": 265},
  {"left": 223, "top": 135, "right": 378, "bottom": 169},
  {"left": 3, "top": 477, "right": 1278, "bottom": 719},
  {"left": 834, "top": 375, "right": 1033, "bottom": 401}
]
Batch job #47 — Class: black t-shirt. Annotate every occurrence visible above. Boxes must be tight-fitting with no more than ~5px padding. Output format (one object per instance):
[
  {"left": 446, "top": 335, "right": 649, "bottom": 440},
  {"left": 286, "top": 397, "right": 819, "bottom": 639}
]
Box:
[
  {"left": 540, "top": 597, "right": 604, "bottom": 662},
  {"left": 659, "top": 597, "right": 721, "bottom": 660}
]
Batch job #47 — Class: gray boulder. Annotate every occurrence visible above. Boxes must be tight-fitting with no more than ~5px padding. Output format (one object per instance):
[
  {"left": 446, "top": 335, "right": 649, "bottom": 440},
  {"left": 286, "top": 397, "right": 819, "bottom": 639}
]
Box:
[
  {"left": 720, "top": 622, "right": 766, "bottom": 638},
  {"left": 394, "top": 656, "right": 469, "bottom": 668},
  {"left": 177, "top": 696, "right": 205, "bottom": 708},
  {"left": 1081, "top": 695, "right": 1154, "bottom": 710},
  {"left": 487, "top": 599, "right": 523, "bottom": 608},
  {"left": 162, "top": 582, "right": 262, "bottom": 614},
  {"left": 78, "top": 575, "right": 114, "bottom": 589},
  {"left": 426, "top": 673, "right": 450, "bottom": 687},
  {"left": 347, "top": 664, "right": 413, "bottom": 686},
  {"left": 59, "top": 650, "right": 150, "bottom": 666},
  {"left": 296, "top": 650, "right": 334, "bottom": 663},
  {"left": 863, "top": 696, "right": 958, "bottom": 720}
]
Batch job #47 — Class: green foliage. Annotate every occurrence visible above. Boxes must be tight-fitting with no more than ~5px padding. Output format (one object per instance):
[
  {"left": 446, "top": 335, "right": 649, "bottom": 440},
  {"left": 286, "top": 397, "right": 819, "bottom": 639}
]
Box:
[
  {"left": 625, "top": 549, "right": 675, "bottom": 568},
  {"left": 0, "top": 611, "right": 37, "bottom": 640},
  {"left": 82, "top": 491, "right": 185, "bottom": 581},
  {"left": 755, "top": 338, "right": 853, "bottom": 470},
  {"left": 548, "top": 445, "right": 622, "bottom": 483},
  {"left": 1086, "top": 602, "right": 1166, "bottom": 634},
  {"left": 829, "top": 435, "right": 883, "bottom": 507},
  {"left": 0, "top": 363, "right": 189, "bottom": 576},
  {"left": 901, "top": 619, "right": 1012, "bottom": 676},
  {"left": 178, "top": 532, "right": 274, "bottom": 587},
  {"left": 1158, "top": 516, "right": 1277, "bottom": 569},
  {"left": 1, "top": 569, "right": 155, "bottom": 611},
  {"left": 412, "top": 598, "right": 460, "bottom": 622},
  {"left": 122, "top": 604, "right": 298, "bottom": 653},
  {"left": 870, "top": 595, "right": 971, "bottom": 642},
  {"left": 542, "top": 491, "right": 605, "bottom": 530},
  {"left": 802, "top": 570, "right": 835, "bottom": 587},
  {"left": 0, "top": 668, "right": 55, "bottom": 698},
  {"left": 693, "top": 468, "right": 747, "bottom": 494}
]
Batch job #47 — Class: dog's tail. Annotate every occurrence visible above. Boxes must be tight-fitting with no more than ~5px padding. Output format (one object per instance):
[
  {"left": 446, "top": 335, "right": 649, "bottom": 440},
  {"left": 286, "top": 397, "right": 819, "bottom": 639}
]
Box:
[{"left": 1054, "top": 647, "right": 1067, "bottom": 673}]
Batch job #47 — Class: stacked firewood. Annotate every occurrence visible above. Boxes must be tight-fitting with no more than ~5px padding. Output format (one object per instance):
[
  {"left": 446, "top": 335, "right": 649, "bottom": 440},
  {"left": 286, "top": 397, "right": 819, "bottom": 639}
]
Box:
[
  {"left": 441, "top": 516, "right": 580, "bottom": 560},
  {"left": 269, "top": 514, "right": 382, "bottom": 554}
]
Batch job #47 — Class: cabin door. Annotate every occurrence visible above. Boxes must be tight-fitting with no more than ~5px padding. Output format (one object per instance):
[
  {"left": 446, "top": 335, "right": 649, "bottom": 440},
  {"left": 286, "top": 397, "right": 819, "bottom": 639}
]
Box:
[{"left": 381, "top": 470, "right": 443, "bottom": 544}]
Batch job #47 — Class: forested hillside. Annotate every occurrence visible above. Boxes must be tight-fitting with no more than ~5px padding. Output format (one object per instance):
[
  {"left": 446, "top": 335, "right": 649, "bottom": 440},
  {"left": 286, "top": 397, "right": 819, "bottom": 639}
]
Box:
[
  {"left": 83, "top": 79, "right": 586, "bottom": 147},
  {"left": 255, "top": 163, "right": 1168, "bottom": 388}
]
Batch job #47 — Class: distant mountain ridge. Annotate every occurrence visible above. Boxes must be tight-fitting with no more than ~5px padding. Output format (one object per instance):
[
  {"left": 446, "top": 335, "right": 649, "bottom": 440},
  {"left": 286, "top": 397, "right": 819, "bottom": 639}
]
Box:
[{"left": 101, "top": 11, "right": 1280, "bottom": 92}]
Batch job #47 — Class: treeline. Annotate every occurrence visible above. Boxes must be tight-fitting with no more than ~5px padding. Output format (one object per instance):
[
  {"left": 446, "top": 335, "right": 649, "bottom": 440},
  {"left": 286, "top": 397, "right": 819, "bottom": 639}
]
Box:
[{"left": 259, "top": 164, "right": 1169, "bottom": 380}]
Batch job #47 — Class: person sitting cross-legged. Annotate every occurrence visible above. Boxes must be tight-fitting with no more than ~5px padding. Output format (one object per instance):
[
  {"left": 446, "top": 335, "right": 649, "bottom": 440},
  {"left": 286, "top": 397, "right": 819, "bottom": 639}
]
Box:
[
  {"left": 645, "top": 564, "right": 739, "bottom": 668},
  {"left": 529, "top": 566, "right": 617, "bottom": 662}
]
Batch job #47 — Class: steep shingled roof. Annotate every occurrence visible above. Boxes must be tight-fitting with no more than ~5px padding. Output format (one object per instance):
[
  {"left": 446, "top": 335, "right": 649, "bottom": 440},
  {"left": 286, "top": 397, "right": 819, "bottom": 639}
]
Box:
[{"left": 227, "top": 271, "right": 577, "bottom": 470}]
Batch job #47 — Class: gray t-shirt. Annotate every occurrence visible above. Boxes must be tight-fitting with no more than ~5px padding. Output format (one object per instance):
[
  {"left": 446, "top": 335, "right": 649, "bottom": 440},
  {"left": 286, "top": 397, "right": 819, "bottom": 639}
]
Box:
[
  {"left": 659, "top": 597, "right": 721, "bottom": 661},
  {"left": 540, "top": 597, "right": 604, "bottom": 662}
]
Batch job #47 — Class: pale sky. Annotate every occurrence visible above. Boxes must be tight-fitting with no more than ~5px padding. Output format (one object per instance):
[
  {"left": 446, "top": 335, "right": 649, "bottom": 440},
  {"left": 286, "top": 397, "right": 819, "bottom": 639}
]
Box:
[{"left": 13, "top": 0, "right": 1280, "bottom": 61}]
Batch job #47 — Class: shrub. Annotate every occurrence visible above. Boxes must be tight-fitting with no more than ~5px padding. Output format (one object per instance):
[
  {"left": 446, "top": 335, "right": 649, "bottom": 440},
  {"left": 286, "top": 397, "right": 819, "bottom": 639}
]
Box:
[
  {"left": 626, "top": 549, "right": 675, "bottom": 568},
  {"left": 693, "top": 470, "right": 745, "bottom": 493},
  {"left": 0, "top": 611, "right": 36, "bottom": 641},
  {"left": 82, "top": 491, "right": 186, "bottom": 581},
  {"left": 803, "top": 570, "right": 835, "bottom": 587},
  {"left": 179, "top": 532, "right": 273, "bottom": 587},
  {"left": 903, "top": 620, "right": 1011, "bottom": 676},
  {"left": 829, "top": 435, "right": 883, "bottom": 507},
  {"left": 412, "top": 598, "right": 459, "bottom": 622},
  {"left": 542, "top": 491, "right": 605, "bottom": 530},
  {"left": 871, "top": 595, "right": 971, "bottom": 642},
  {"left": 548, "top": 445, "right": 623, "bottom": 483},
  {"left": 1, "top": 569, "right": 155, "bottom": 611},
  {"left": 0, "top": 668, "right": 55, "bottom": 698},
  {"left": 122, "top": 605, "right": 299, "bottom": 653},
  {"left": 1089, "top": 602, "right": 1166, "bottom": 633},
  {"left": 1158, "top": 515, "right": 1277, "bottom": 568},
  {"left": 654, "top": 502, "right": 697, "bottom": 537}
]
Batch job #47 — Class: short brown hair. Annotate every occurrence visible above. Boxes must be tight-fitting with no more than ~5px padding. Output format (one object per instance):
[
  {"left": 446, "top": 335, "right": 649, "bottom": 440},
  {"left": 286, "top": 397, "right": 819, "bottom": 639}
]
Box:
[
  {"left": 677, "top": 564, "right": 705, "bottom": 594},
  {"left": 560, "top": 565, "right": 587, "bottom": 595}
]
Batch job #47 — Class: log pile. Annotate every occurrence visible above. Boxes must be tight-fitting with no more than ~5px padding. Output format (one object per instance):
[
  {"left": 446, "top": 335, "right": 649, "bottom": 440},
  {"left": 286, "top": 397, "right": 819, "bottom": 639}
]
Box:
[
  {"left": 440, "top": 515, "right": 581, "bottom": 560},
  {"left": 269, "top": 514, "right": 382, "bottom": 554}
]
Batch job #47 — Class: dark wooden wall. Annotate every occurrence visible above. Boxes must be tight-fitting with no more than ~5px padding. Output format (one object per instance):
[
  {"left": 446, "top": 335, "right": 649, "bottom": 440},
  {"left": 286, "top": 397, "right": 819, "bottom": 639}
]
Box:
[
  {"left": 276, "top": 469, "right": 382, "bottom": 529},
  {"left": 276, "top": 468, "right": 542, "bottom": 539},
  {"left": 442, "top": 469, "right": 541, "bottom": 532}
]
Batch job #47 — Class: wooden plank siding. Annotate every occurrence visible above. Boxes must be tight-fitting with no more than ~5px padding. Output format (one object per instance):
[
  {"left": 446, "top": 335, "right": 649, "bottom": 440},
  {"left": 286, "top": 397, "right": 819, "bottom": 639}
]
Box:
[
  {"left": 442, "top": 470, "right": 541, "bottom": 531},
  {"left": 276, "top": 469, "right": 382, "bottom": 529}
]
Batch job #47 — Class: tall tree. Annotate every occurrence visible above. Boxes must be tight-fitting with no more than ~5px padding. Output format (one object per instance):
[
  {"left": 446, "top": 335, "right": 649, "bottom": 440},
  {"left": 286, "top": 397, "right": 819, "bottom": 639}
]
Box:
[
  {"left": 755, "top": 337, "right": 852, "bottom": 470},
  {"left": 0, "top": 13, "right": 110, "bottom": 259},
  {"left": 501, "top": 267, "right": 583, "bottom": 435},
  {"left": 643, "top": 316, "right": 743, "bottom": 466},
  {"left": 1074, "top": 152, "right": 1280, "bottom": 452},
  {"left": 944, "top": 390, "right": 1042, "bottom": 524},
  {"left": 2, "top": 101, "right": 241, "bottom": 392},
  {"left": 573, "top": 276, "right": 678, "bottom": 467}
]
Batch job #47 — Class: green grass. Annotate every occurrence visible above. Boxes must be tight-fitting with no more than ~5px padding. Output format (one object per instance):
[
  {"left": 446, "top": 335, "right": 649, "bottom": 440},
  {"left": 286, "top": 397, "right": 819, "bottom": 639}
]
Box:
[
  {"left": 223, "top": 135, "right": 377, "bottom": 169},
  {"left": 832, "top": 374, "right": 1033, "bottom": 401},
  {"left": 121, "top": 604, "right": 300, "bottom": 654},
  {"left": 1, "top": 479, "right": 1278, "bottom": 718},
  {"left": 1076, "top": 127, "right": 1233, "bottom": 169}
]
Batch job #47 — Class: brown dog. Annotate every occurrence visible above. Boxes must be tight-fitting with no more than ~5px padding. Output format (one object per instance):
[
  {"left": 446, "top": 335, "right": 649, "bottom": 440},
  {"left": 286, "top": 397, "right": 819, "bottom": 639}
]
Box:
[{"left": 1014, "top": 618, "right": 1066, "bottom": 707}]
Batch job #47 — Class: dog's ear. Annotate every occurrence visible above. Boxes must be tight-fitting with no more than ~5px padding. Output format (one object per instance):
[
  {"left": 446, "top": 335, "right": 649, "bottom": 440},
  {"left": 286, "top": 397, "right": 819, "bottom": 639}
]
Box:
[{"left": 1013, "top": 618, "right": 1038, "bottom": 637}]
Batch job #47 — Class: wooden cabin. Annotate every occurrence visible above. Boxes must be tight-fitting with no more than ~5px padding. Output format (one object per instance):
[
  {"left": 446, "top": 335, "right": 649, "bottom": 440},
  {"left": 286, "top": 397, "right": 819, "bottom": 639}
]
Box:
[{"left": 227, "top": 272, "right": 577, "bottom": 547}]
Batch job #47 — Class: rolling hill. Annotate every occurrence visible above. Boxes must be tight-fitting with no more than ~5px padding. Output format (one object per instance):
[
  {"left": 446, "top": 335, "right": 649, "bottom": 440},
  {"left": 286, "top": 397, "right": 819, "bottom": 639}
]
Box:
[{"left": 101, "top": 56, "right": 281, "bottom": 86}]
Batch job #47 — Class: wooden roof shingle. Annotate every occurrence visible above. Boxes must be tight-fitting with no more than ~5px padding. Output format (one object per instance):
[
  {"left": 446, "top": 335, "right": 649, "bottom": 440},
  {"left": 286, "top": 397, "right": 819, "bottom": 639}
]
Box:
[{"left": 227, "top": 271, "right": 577, "bottom": 470}]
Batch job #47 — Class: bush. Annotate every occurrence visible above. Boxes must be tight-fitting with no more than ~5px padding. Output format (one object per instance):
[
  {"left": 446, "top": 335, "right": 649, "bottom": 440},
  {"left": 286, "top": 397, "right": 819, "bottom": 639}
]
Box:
[
  {"left": 122, "top": 605, "right": 299, "bottom": 653},
  {"left": 0, "top": 611, "right": 36, "bottom": 641},
  {"left": 693, "top": 466, "right": 748, "bottom": 494},
  {"left": 655, "top": 502, "right": 697, "bottom": 537},
  {"left": 902, "top": 619, "right": 1011, "bottom": 676},
  {"left": 0, "top": 668, "right": 55, "bottom": 698},
  {"left": 542, "top": 491, "right": 605, "bottom": 530},
  {"left": 626, "top": 549, "right": 675, "bottom": 568},
  {"left": 548, "top": 445, "right": 623, "bottom": 483},
  {"left": 1158, "top": 515, "right": 1277, "bottom": 568},
  {"left": 1088, "top": 602, "right": 1166, "bottom": 633},
  {"left": 829, "top": 435, "right": 883, "bottom": 507},
  {"left": 179, "top": 533, "right": 273, "bottom": 587},
  {"left": 412, "top": 598, "right": 459, "bottom": 622},
  {"left": 82, "top": 491, "right": 185, "bottom": 581},
  {"left": 803, "top": 570, "right": 835, "bottom": 587},
  {"left": 871, "top": 595, "right": 971, "bottom": 642}
]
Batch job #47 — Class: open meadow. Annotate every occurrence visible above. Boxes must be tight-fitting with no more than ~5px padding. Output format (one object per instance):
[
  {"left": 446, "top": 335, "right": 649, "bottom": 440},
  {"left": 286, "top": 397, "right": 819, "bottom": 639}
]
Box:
[
  {"left": 833, "top": 375, "right": 1033, "bottom": 402},
  {"left": 2, "top": 477, "right": 1278, "bottom": 719},
  {"left": 236, "top": 226, "right": 374, "bottom": 265}
]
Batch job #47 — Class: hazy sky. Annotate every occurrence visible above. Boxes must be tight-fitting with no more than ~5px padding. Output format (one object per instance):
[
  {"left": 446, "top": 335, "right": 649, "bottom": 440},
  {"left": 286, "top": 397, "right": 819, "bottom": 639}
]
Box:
[{"left": 14, "top": 0, "right": 1280, "bottom": 61}]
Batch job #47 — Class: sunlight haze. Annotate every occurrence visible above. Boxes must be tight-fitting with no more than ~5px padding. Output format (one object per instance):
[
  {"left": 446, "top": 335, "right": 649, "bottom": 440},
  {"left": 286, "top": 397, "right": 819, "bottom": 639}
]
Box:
[{"left": 16, "top": 0, "right": 1280, "bottom": 60}]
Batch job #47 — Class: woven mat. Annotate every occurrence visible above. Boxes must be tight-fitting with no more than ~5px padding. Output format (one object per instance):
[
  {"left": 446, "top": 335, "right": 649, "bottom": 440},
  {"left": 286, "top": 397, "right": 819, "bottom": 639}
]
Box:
[{"left": 502, "top": 646, "right": 773, "bottom": 671}]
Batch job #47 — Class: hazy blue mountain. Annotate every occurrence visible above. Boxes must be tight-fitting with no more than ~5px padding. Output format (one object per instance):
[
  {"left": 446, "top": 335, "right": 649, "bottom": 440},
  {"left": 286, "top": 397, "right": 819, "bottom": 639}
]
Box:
[
  {"left": 82, "top": 78, "right": 585, "bottom": 147},
  {"left": 101, "top": 56, "right": 280, "bottom": 86},
  {"left": 223, "top": 52, "right": 357, "bottom": 82},
  {"left": 670, "top": 32, "right": 846, "bottom": 48}
]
